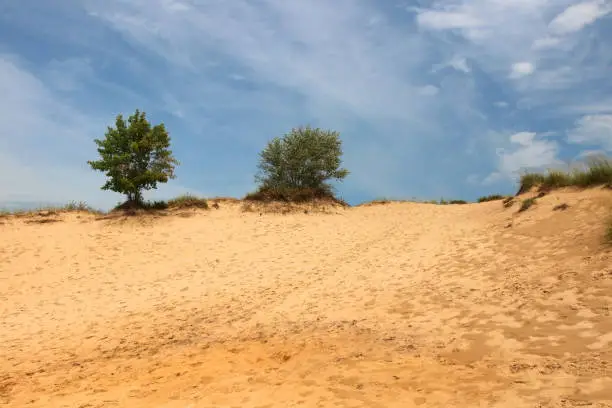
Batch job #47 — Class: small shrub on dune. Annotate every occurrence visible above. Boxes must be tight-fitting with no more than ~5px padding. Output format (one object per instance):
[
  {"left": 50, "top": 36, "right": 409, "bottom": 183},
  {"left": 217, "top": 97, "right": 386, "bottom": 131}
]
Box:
[
  {"left": 518, "top": 156, "right": 612, "bottom": 194},
  {"left": 62, "top": 201, "right": 102, "bottom": 213},
  {"left": 245, "top": 186, "right": 346, "bottom": 205},
  {"left": 113, "top": 200, "right": 168, "bottom": 212},
  {"left": 478, "top": 194, "right": 506, "bottom": 203},
  {"left": 517, "top": 173, "right": 546, "bottom": 194},
  {"left": 167, "top": 194, "right": 209, "bottom": 209},
  {"left": 519, "top": 197, "right": 536, "bottom": 212},
  {"left": 572, "top": 157, "right": 612, "bottom": 187},
  {"left": 449, "top": 199, "right": 468, "bottom": 204}
]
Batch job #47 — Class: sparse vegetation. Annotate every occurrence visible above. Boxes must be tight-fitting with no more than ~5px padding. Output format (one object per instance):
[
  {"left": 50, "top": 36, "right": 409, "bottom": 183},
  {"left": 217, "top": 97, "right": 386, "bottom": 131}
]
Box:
[
  {"left": 245, "top": 186, "right": 347, "bottom": 206},
  {"left": 448, "top": 199, "right": 468, "bottom": 204},
  {"left": 553, "top": 203, "right": 570, "bottom": 211},
  {"left": 111, "top": 194, "right": 209, "bottom": 213},
  {"left": 250, "top": 126, "right": 349, "bottom": 203},
  {"left": 502, "top": 196, "right": 515, "bottom": 208},
  {"left": 519, "top": 197, "right": 536, "bottom": 212},
  {"left": 167, "top": 194, "right": 209, "bottom": 209},
  {"left": 478, "top": 194, "right": 506, "bottom": 203},
  {"left": 518, "top": 156, "right": 612, "bottom": 194},
  {"left": 0, "top": 201, "right": 102, "bottom": 218},
  {"left": 88, "top": 109, "right": 179, "bottom": 208}
]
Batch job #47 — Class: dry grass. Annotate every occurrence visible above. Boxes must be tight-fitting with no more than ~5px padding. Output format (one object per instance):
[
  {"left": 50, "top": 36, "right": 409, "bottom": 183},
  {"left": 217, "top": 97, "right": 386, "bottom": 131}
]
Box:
[
  {"left": 477, "top": 194, "right": 507, "bottom": 203},
  {"left": 0, "top": 201, "right": 103, "bottom": 219},
  {"left": 518, "top": 197, "right": 536, "bottom": 212},
  {"left": 167, "top": 194, "right": 209, "bottom": 209},
  {"left": 244, "top": 187, "right": 348, "bottom": 207},
  {"left": 518, "top": 156, "right": 612, "bottom": 194}
]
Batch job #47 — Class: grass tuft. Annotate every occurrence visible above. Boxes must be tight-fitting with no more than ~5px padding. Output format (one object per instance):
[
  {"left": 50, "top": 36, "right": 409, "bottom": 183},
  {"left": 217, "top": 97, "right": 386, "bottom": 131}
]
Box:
[
  {"left": 518, "top": 156, "right": 612, "bottom": 194},
  {"left": 244, "top": 187, "right": 348, "bottom": 206},
  {"left": 167, "top": 194, "right": 209, "bottom": 209},
  {"left": 478, "top": 194, "right": 506, "bottom": 203},
  {"left": 0, "top": 201, "right": 103, "bottom": 218},
  {"left": 519, "top": 197, "right": 536, "bottom": 212}
]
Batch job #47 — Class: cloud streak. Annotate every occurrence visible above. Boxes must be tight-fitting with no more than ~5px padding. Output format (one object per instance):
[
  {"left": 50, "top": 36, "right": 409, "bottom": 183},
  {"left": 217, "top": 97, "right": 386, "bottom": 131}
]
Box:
[{"left": 0, "top": 1, "right": 611, "bottom": 207}]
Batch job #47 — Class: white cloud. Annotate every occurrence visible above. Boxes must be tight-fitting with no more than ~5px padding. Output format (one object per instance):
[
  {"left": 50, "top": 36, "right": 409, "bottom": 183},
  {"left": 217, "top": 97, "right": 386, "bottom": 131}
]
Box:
[
  {"left": 485, "top": 131, "right": 561, "bottom": 183},
  {"left": 567, "top": 114, "right": 612, "bottom": 151},
  {"left": 431, "top": 55, "right": 470, "bottom": 74},
  {"left": 532, "top": 36, "right": 562, "bottom": 50},
  {"left": 416, "top": 10, "right": 482, "bottom": 30},
  {"left": 510, "top": 62, "right": 535, "bottom": 78},
  {"left": 2, "top": 0, "right": 612, "bottom": 205},
  {"left": 414, "top": 0, "right": 611, "bottom": 110},
  {"left": 87, "top": 0, "right": 440, "bottom": 124},
  {"left": 449, "top": 56, "right": 470, "bottom": 73},
  {"left": 418, "top": 85, "right": 439, "bottom": 96},
  {"left": 576, "top": 149, "right": 608, "bottom": 159},
  {"left": 549, "top": 1, "right": 611, "bottom": 35}
]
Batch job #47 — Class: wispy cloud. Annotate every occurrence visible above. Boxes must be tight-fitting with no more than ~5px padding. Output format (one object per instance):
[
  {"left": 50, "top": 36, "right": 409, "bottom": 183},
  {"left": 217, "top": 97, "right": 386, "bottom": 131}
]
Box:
[
  {"left": 568, "top": 114, "right": 612, "bottom": 151},
  {"left": 483, "top": 132, "right": 561, "bottom": 184},
  {"left": 510, "top": 62, "right": 536, "bottom": 78},
  {"left": 0, "top": 1, "right": 611, "bottom": 207},
  {"left": 549, "top": 0, "right": 611, "bottom": 35}
]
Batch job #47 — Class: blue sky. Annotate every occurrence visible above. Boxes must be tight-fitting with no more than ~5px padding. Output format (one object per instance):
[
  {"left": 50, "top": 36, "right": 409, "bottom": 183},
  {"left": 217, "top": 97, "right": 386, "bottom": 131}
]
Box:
[{"left": 1, "top": 0, "right": 611, "bottom": 209}]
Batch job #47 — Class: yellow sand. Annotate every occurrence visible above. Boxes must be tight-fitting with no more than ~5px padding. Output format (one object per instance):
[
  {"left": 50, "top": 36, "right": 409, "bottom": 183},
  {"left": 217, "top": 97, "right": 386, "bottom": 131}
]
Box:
[{"left": 1, "top": 189, "right": 611, "bottom": 407}]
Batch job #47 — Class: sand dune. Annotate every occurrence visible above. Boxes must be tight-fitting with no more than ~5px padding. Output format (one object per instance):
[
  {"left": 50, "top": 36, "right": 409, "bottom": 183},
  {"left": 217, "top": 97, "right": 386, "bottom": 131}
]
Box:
[{"left": 1, "top": 189, "right": 612, "bottom": 407}]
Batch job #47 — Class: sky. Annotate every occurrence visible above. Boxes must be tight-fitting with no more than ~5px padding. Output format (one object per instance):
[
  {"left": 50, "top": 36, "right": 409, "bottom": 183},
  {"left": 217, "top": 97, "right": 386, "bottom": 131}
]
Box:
[{"left": 1, "top": 0, "right": 611, "bottom": 210}]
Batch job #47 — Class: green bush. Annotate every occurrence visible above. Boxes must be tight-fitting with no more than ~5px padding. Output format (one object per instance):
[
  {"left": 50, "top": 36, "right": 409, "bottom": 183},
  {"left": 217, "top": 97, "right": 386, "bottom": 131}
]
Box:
[
  {"left": 252, "top": 126, "right": 349, "bottom": 202},
  {"left": 245, "top": 186, "right": 347, "bottom": 205},
  {"left": 113, "top": 200, "right": 168, "bottom": 211},
  {"left": 519, "top": 197, "right": 536, "bottom": 212},
  {"left": 478, "top": 194, "right": 505, "bottom": 203},
  {"left": 167, "top": 194, "right": 209, "bottom": 209}
]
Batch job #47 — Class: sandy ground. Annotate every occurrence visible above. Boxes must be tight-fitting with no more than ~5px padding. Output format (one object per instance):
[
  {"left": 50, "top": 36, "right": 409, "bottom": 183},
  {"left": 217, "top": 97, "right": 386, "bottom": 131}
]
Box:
[{"left": 1, "top": 189, "right": 612, "bottom": 408}]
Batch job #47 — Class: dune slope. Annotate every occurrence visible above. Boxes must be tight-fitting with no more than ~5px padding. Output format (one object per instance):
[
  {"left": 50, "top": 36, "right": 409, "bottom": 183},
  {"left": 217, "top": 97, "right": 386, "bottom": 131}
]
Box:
[{"left": 1, "top": 189, "right": 612, "bottom": 407}]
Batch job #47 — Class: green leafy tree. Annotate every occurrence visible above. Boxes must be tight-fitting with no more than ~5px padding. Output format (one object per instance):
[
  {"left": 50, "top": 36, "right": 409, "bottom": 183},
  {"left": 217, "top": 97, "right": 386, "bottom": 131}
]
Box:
[
  {"left": 255, "top": 125, "right": 349, "bottom": 195},
  {"left": 88, "top": 109, "right": 179, "bottom": 205}
]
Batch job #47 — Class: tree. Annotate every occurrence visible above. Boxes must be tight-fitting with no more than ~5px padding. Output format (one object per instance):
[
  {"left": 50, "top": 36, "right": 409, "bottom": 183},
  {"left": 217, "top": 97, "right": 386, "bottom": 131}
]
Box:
[
  {"left": 255, "top": 125, "right": 349, "bottom": 196},
  {"left": 88, "top": 109, "right": 179, "bottom": 206}
]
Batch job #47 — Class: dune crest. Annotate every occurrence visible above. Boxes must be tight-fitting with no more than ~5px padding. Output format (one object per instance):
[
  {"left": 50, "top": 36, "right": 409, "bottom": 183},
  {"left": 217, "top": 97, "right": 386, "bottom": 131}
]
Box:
[{"left": 1, "top": 188, "right": 611, "bottom": 407}]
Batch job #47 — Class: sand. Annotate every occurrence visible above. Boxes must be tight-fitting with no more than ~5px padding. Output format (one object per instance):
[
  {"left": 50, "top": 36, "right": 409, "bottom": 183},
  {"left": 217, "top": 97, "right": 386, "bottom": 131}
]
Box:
[{"left": 1, "top": 189, "right": 612, "bottom": 407}]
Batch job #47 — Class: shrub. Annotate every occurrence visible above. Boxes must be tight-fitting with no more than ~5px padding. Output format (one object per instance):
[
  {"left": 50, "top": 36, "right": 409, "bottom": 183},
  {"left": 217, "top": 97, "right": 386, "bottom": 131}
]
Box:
[
  {"left": 253, "top": 126, "right": 349, "bottom": 202},
  {"left": 517, "top": 173, "right": 546, "bottom": 194},
  {"left": 88, "top": 109, "right": 179, "bottom": 206},
  {"left": 517, "top": 156, "right": 612, "bottom": 194},
  {"left": 519, "top": 197, "right": 536, "bottom": 212},
  {"left": 167, "top": 194, "right": 209, "bottom": 209},
  {"left": 113, "top": 200, "right": 168, "bottom": 211},
  {"left": 245, "top": 186, "right": 346, "bottom": 205},
  {"left": 449, "top": 200, "right": 468, "bottom": 204},
  {"left": 478, "top": 194, "right": 505, "bottom": 203},
  {"left": 62, "top": 201, "right": 101, "bottom": 213}
]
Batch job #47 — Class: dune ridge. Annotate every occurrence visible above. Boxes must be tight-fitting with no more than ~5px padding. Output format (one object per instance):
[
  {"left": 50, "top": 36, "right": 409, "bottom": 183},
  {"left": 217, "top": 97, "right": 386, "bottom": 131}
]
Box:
[{"left": 1, "top": 188, "right": 612, "bottom": 407}]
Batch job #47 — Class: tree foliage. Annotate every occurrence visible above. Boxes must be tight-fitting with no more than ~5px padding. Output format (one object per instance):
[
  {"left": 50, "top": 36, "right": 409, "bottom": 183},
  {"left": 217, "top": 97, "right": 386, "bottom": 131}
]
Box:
[
  {"left": 255, "top": 126, "right": 349, "bottom": 195},
  {"left": 88, "top": 109, "right": 179, "bottom": 205}
]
